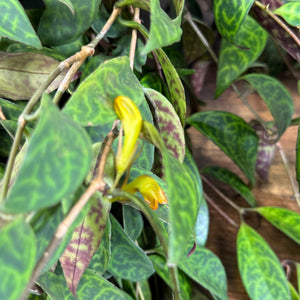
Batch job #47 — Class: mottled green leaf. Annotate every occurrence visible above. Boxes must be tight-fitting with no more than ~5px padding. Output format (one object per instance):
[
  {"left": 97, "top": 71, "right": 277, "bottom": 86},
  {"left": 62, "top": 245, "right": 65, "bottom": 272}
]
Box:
[
  {"left": 140, "top": 72, "right": 163, "bottom": 92},
  {"left": 241, "top": 74, "right": 294, "bottom": 138},
  {"left": 256, "top": 206, "right": 300, "bottom": 245},
  {"left": 179, "top": 247, "right": 228, "bottom": 300},
  {"left": 142, "top": 0, "right": 182, "bottom": 54},
  {"left": 237, "top": 223, "right": 291, "bottom": 300},
  {"left": 108, "top": 215, "right": 154, "bottom": 281},
  {"left": 62, "top": 269, "right": 133, "bottom": 300},
  {"left": 141, "top": 120, "right": 165, "bottom": 152},
  {"left": 0, "top": 52, "right": 65, "bottom": 100},
  {"left": 201, "top": 166, "right": 256, "bottom": 207},
  {"left": 56, "top": 0, "right": 75, "bottom": 14},
  {"left": 37, "top": 0, "right": 100, "bottom": 46},
  {"left": 216, "top": 16, "right": 267, "bottom": 97},
  {"left": 3, "top": 95, "right": 92, "bottom": 213},
  {"left": 0, "top": 216, "right": 36, "bottom": 300},
  {"left": 37, "top": 271, "right": 65, "bottom": 300},
  {"left": 195, "top": 198, "right": 209, "bottom": 246},
  {"left": 0, "top": 98, "right": 23, "bottom": 120},
  {"left": 53, "top": 35, "right": 86, "bottom": 58},
  {"left": 123, "top": 205, "right": 144, "bottom": 241},
  {"left": 60, "top": 196, "right": 111, "bottom": 296},
  {"left": 0, "top": 0, "right": 41, "bottom": 48},
  {"left": 144, "top": 88, "right": 185, "bottom": 162},
  {"left": 63, "top": 56, "right": 145, "bottom": 126},
  {"left": 163, "top": 150, "right": 198, "bottom": 264},
  {"left": 150, "top": 254, "right": 192, "bottom": 300},
  {"left": 214, "top": 0, "right": 255, "bottom": 42},
  {"left": 274, "top": 3, "right": 300, "bottom": 27},
  {"left": 187, "top": 111, "right": 258, "bottom": 185}
]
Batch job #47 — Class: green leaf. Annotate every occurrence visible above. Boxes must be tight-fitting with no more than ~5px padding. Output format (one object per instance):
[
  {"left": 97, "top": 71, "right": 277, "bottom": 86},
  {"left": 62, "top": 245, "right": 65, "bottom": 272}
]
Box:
[
  {"left": 56, "top": 0, "right": 75, "bottom": 14},
  {"left": 150, "top": 254, "right": 192, "bottom": 300},
  {"left": 0, "top": 216, "right": 36, "bottom": 300},
  {"left": 0, "top": 0, "right": 41, "bottom": 48},
  {"left": 63, "top": 56, "right": 144, "bottom": 126},
  {"left": 37, "top": 271, "right": 65, "bottom": 300},
  {"left": 179, "top": 247, "right": 228, "bottom": 300},
  {"left": 237, "top": 223, "right": 291, "bottom": 300},
  {"left": 187, "top": 111, "right": 258, "bottom": 185},
  {"left": 60, "top": 195, "right": 111, "bottom": 296},
  {"left": 0, "top": 52, "right": 65, "bottom": 100},
  {"left": 241, "top": 74, "right": 294, "bottom": 138},
  {"left": 3, "top": 95, "right": 92, "bottom": 213},
  {"left": 274, "top": 3, "right": 300, "bottom": 27},
  {"left": 214, "top": 0, "right": 255, "bottom": 42},
  {"left": 297, "top": 263, "right": 300, "bottom": 294},
  {"left": 62, "top": 269, "right": 133, "bottom": 300},
  {"left": 216, "top": 16, "right": 267, "bottom": 97},
  {"left": 163, "top": 151, "right": 198, "bottom": 264},
  {"left": 144, "top": 88, "right": 185, "bottom": 162},
  {"left": 256, "top": 206, "right": 300, "bottom": 245},
  {"left": 195, "top": 198, "right": 209, "bottom": 246},
  {"left": 116, "top": 0, "right": 150, "bottom": 11},
  {"left": 154, "top": 49, "right": 186, "bottom": 124},
  {"left": 123, "top": 205, "right": 144, "bottom": 241},
  {"left": 37, "top": 0, "right": 101, "bottom": 46},
  {"left": 297, "top": 126, "right": 300, "bottom": 189},
  {"left": 0, "top": 98, "right": 24, "bottom": 120},
  {"left": 108, "top": 215, "right": 154, "bottom": 281},
  {"left": 289, "top": 282, "right": 300, "bottom": 300},
  {"left": 142, "top": 0, "right": 182, "bottom": 54},
  {"left": 201, "top": 166, "right": 256, "bottom": 207}
]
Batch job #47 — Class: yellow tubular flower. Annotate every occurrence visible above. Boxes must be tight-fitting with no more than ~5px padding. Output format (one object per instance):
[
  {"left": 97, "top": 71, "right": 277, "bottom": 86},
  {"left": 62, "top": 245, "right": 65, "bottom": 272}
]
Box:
[
  {"left": 114, "top": 96, "right": 142, "bottom": 179},
  {"left": 122, "top": 175, "right": 168, "bottom": 210}
]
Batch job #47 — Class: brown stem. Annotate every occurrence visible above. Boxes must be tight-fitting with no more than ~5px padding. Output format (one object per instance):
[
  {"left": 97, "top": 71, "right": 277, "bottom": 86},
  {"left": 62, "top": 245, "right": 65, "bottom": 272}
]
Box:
[{"left": 129, "top": 7, "right": 141, "bottom": 70}]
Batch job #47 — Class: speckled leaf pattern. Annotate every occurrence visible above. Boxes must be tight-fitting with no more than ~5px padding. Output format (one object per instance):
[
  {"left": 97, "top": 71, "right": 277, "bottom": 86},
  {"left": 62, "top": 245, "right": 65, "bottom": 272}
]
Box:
[
  {"left": 108, "top": 215, "right": 154, "bottom": 281},
  {"left": 150, "top": 255, "right": 192, "bottom": 300},
  {"left": 237, "top": 223, "right": 291, "bottom": 300},
  {"left": 37, "top": 0, "right": 100, "bottom": 46},
  {"left": 242, "top": 74, "right": 294, "bottom": 138},
  {"left": 163, "top": 150, "right": 198, "bottom": 264},
  {"left": 62, "top": 269, "right": 133, "bottom": 300},
  {"left": 201, "top": 166, "right": 256, "bottom": 207},
  {"left": 0, "top": 52, "right": 65, "bottom": 100},
  {"left": 0, "top": 0, "right": 41, "bottom": 48},
  {"left": 216, "top": 16, "right": 267, "bottom": 97},
  {"left": 274, "top": 3, "right": 300, "bottom": 27},
  {"left": 0, "top": 216, "right": 36, "bottom": 300},
  {"left": 214, "top": 0, "right": 255, "bottom": 42},
  {"left": 257, "top": 206, "right": 300, "bottom": 245},
  {"left": 144, "top": 88, "right": 185, "bottom": 162},
  {"left": 195, "top": 198, "right": 209, "bottom": 246},
  {"left": 123, "top": 205, "right": 144, "bottom": 241},
  {"left": 37, "top": 271, "right": 65, "bottom": 300},
  {"left": 3, "top": 96, "right": 92, "bottom": 213},
  {"left": 251, "top": 1, "right": 300, "bottom": 62},
  {"left": 187, "top": 111, "right": 258, "bottom": 185},
  {"left": 63, "top": 57, "right": 144, "bottom": 126},
  {"left": 60, "top": 195, "right": 111, "bottom": 296},
  {"left": 142, "top": 0, "right": 182, "bottom": 54},
  {"left": 155, "top": 49, "right": 186, "bottom": 124},
  {"left": 179, "top": 247, "right": 228, "bottom": 300}
]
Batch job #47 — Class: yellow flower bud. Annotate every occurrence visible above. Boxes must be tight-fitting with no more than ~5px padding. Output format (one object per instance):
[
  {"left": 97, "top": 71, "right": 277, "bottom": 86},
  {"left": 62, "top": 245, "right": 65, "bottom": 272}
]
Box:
[
  {"left": 122, "top": 175, "right": 168, "bottom": 210},
  {"left": 114, "top": 96, "right": 142, "bottom": 179}
]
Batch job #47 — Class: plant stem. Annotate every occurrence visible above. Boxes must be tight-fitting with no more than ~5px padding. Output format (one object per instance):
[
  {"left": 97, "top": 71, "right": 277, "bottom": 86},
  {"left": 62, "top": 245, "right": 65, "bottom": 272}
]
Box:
[
  {"left": 254, "top": 1, "right": 300, "bottom": 48},
  {"left": 129, "top": 7, "right": 140, "bottom": 70},
  {"left": 169, "top": 265, "right": 182, "bottom": 300},
  {"left": 89, "top": 7, "right": 121, "bottom": 49}
]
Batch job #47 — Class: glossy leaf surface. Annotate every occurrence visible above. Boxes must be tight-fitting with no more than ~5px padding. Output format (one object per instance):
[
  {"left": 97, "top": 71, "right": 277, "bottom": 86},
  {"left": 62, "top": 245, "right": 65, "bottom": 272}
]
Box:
[
  {"left": 242, "top": 74, "right": 294, "bottom": 138},
  {"left": 108, "top": 215, "right": 154, "bottom": 281},
  {"left": 63, "top": 57, "right": 144, "bottom": 126},
  {"left": 187, "top": 111, "right": 258, "bottom": 185},
  {"left": 0, "top": 0, "right": 41, "bottom": 48},
  {"left": 60, "top": 195, "right": 111, "bottom": 296},
  {"left": 0, "top": 217, "right": 36, "bottom": 300},
  {"left": 214, "top": 0, "right": 255, "bottom": 42},
  {"left": 38, "top": 0, "right": 100, "bottom": 46},
  {"left": 163, "top": 151, "right": 198, "bottom": 264},
  {"left": 237, "top": 223, "right": 290, "bottom": 300},
  {"left": 216, "top": 16, "right": 267, "bottom": 97},
  {"left": 179, "top": 247, "right": 228, "bottom": 300},
  {"left": 3, "top": 96, "right": 92, "bottom": 213},
  {"left": 144, "top": 88, "right": 185, "bottom": 162},
  {"left": 274, "top": 3, "right": 300, "bottom": 27},
  {"left": 194, "top": 198, "right": 209, "bottom": 246},
  {"left": 201, "top": 166, "right": 256, "bottom": 207},
  {"left": 257, "top": 206, "right": 300, "bottom": 245}
]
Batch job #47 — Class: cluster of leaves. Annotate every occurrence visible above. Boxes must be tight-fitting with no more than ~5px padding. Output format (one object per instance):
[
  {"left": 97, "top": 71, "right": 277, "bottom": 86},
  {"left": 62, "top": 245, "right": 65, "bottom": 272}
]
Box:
[{"left": 0, "top": 0, "right": 300, "bottom": 300}]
